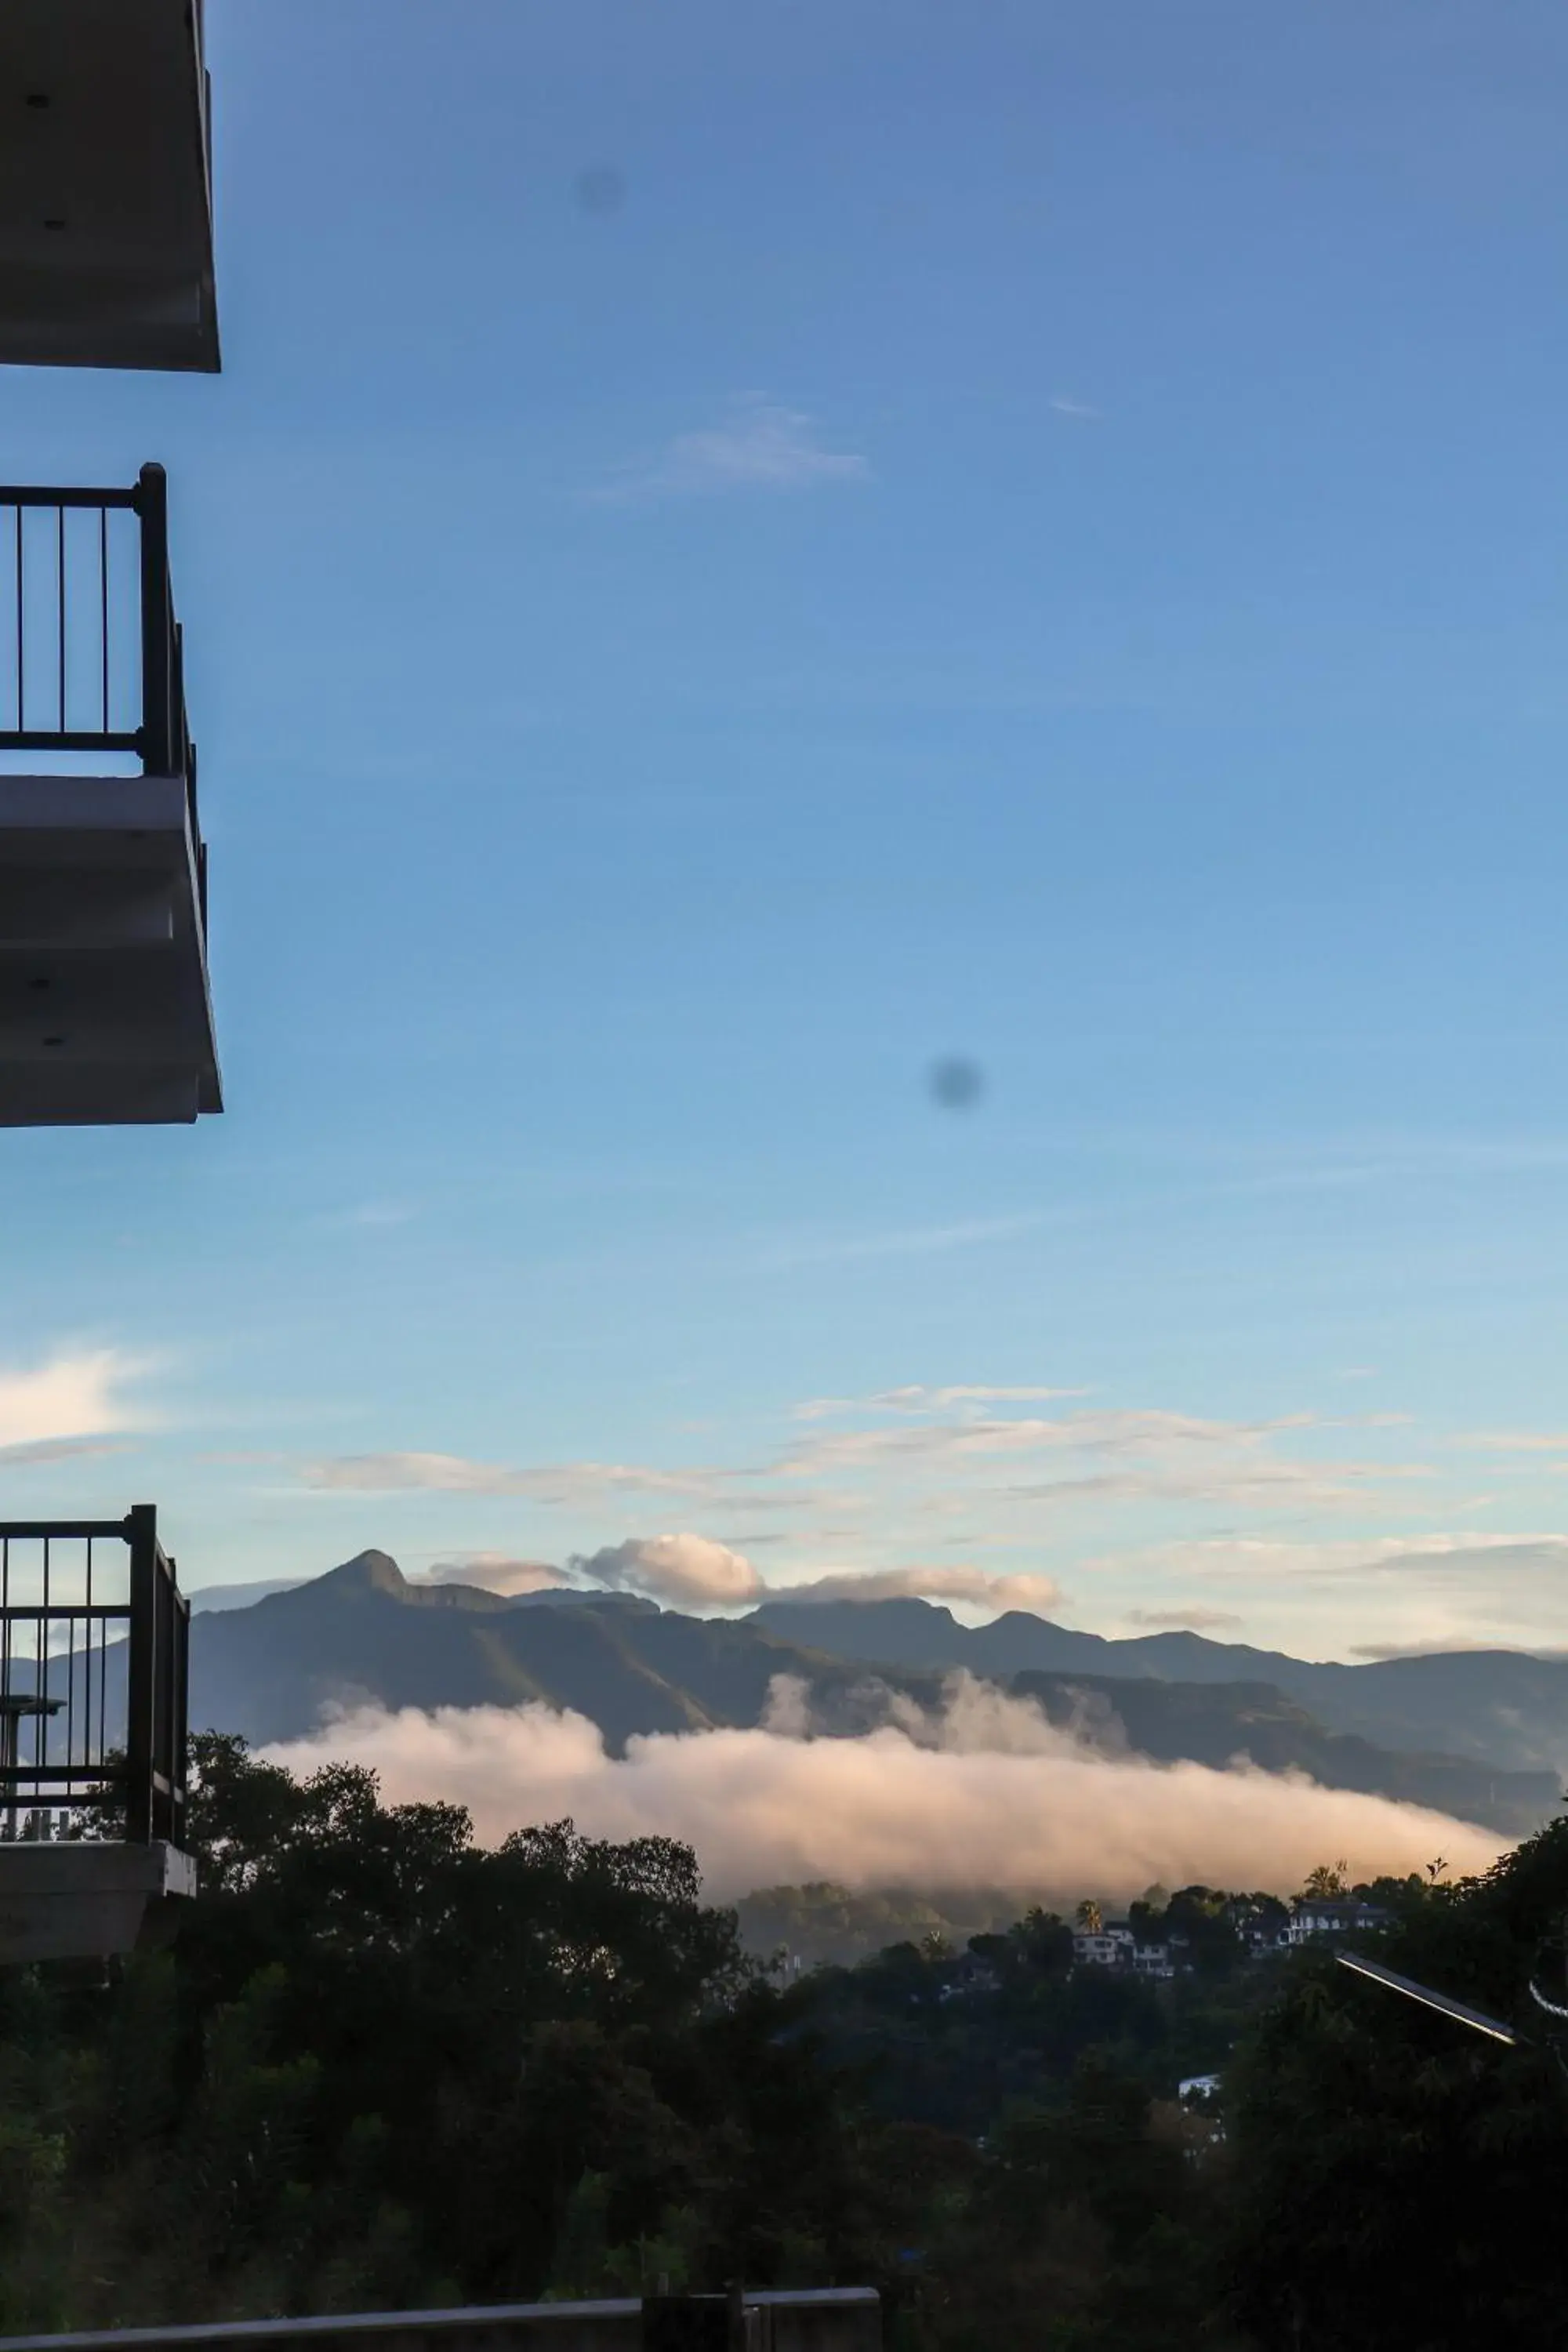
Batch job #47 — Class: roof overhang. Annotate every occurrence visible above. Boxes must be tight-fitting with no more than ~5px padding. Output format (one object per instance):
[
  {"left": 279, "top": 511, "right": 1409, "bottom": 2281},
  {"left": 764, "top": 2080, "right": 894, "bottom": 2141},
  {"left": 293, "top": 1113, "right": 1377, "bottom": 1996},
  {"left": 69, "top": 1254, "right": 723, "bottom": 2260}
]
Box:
[{"left": 0, "top": 0, "right": 219, "bottom": 372}]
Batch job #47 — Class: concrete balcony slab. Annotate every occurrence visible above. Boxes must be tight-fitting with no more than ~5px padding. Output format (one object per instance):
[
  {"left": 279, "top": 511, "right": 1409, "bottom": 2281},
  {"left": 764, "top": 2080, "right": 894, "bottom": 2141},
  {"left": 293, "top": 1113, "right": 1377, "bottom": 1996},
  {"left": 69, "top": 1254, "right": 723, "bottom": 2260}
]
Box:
[
  {"left": 0, "top": 1838, "right": 197, "bottom": 1962},
  {"left": 0, "top": 0, "right": 218, "bottom": 372},
  {"left": 0, "top": 772, "right": 220, "bottom": 1123}
]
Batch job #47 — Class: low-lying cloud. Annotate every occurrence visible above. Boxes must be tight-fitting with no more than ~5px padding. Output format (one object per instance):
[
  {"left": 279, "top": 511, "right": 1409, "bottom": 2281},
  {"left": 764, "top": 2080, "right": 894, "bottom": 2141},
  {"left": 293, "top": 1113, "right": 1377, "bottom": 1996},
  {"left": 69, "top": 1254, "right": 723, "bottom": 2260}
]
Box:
[{"left": 263, "top": 1675, "right": 1501, "bottom": 1904}]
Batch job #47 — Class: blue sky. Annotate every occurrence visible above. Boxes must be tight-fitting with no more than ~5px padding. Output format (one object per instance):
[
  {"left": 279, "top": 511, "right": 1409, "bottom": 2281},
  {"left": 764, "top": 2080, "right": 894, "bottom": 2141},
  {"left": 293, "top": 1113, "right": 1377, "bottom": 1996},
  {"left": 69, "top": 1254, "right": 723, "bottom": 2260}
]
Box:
[{"left": 5, "top": 0, "right": 1568, "bottom": 1657}]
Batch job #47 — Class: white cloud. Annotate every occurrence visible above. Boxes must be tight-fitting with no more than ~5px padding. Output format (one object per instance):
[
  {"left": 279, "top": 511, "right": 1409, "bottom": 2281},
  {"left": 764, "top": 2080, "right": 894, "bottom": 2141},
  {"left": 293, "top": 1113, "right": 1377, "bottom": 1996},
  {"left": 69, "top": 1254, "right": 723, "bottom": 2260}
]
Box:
[
  {"left": 571, "top": 1534, "right": 764, "bottom": 1609},
  {"left": 263, "top": 1692, "right": 1500, "bottom": 1904},
  {"left": 766, "top": 1564, "right": 1066, "bottom": 1614},
  {"left": 0, "top": 1348, "right": 152, "bottom": 1451},
  {"left": 598, "top": 395, "right": 867, "bottom": 502},
  {"left": 1049, "top": 396, "right": 1101, "bottom": 420},
  {"left": 419, "top": 1555, "right": 568, "bottom": 1597}
]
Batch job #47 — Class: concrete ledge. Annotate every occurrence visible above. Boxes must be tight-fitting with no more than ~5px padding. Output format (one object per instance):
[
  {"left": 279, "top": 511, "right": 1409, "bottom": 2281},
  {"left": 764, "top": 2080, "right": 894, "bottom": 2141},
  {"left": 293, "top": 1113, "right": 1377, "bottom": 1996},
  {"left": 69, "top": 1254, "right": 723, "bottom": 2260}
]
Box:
[
  {"left": 0, "top": 2292, "right": 880, "bottom": 2352},
  {"left": 0, "top": 1838, "right": 196, "bottom": 1962}
]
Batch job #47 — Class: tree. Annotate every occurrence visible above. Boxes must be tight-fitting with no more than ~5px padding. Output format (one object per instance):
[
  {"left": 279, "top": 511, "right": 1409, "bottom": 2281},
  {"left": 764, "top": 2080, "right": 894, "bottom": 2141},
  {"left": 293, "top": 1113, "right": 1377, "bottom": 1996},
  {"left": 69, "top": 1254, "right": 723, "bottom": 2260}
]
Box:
[
  {"left": 1225, "top": 1816, "right": 1568, "bottom": 2350},
  {"left": 1075, "top": 1900, "right": 1104, "bottom": 1936},
  {"left": 1301, "top": 1860, "right": 1348, "bottom": 1899},
  {"left": 0, "top": 1734, "right": 881, "bottom": 2329}
]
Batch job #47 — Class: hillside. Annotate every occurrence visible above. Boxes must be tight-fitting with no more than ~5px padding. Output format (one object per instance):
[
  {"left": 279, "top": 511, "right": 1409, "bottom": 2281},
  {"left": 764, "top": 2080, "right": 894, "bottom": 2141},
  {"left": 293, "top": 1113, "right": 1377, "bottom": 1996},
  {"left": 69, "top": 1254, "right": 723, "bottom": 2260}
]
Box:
[{"left": 183, "top": 1553, "right": 1562, "bottom": 1834}]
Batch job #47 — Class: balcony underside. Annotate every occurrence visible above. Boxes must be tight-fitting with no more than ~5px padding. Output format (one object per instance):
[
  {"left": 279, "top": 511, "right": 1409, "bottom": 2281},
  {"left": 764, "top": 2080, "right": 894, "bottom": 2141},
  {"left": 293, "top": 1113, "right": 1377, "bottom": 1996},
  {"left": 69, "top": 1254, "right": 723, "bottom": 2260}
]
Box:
[
  {"left": 0, "top": 1839, "right": 195, "bottom": 1963},
  {"left": 0, "top": 774, "right": 220, "bottom": 1125},
  {"left": 0, "top": 0, "right": 218, "bottom": 372}
]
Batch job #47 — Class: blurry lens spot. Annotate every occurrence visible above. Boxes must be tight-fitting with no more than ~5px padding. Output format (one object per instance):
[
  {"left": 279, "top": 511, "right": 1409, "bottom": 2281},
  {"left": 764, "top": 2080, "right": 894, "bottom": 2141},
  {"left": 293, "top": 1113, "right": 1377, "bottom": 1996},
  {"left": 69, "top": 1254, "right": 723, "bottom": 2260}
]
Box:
[
  {"left": 929, "top": 1056, "right": 984, "bottom": 1109},
  {"left": 575, "top": 166, "right": 626, "bottom": 216}
]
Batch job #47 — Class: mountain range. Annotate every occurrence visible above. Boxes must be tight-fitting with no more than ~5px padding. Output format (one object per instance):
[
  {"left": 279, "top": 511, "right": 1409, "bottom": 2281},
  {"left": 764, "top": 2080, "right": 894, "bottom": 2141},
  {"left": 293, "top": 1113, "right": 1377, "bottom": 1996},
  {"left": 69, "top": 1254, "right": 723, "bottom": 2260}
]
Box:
[
  {"left": 748, "top": 1595, "right": 1568, "bottom": 1774},
  {"left": 180, "top": 1553, "right": 1568, "bottom": 1836}
]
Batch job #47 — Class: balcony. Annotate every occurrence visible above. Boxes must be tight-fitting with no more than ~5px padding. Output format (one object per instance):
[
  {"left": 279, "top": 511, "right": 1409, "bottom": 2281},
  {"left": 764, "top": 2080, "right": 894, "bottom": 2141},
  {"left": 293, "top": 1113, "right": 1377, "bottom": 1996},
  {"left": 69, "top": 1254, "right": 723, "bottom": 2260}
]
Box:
[
  {"left": 0, "top": 0, "right": 219, "bottom": 372},
  {"left": 0, "top": 1506, "right": 195, "bottom": 1963},
  {"left": 0, "top": 463, "right": 221, "bottom": 1126}
]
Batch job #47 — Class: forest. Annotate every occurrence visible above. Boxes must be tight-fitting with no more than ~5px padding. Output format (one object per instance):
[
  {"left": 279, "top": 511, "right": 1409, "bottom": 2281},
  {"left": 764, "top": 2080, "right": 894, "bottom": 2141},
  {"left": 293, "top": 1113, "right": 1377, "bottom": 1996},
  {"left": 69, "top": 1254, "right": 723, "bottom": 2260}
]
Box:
[{"left": 2, "top": 1733, "right": 1566, "bottom": 2351}]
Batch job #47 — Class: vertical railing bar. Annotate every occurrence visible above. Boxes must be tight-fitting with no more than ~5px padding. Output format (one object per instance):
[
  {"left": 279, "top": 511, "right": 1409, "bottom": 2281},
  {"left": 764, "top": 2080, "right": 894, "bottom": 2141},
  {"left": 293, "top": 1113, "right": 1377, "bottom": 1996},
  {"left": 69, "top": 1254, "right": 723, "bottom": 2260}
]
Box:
[
  {"left": 125, "top": 1507, "right": 155, "bottom": 1841},
  {"left": 56, "top": 503, "right": 65, "bottom": 735},
  {"left": 136, "top": 464, "right": 171, "bottom": 776},
  {"left": 13, "top": 506, "right": 23, "bottom": 732},
  {"left": 65, "top": 1596, "right": 75, "bottom": 1787},
  {"left": 84, "top": 1534, "right": 93, "bottom": 1777},
  {"left": 31, "top": 1537, "right": 45, "bottom": 1833},
  {"left": 97, "top": 1586, "right": 107, "bottom": 1788},
  {"left": 100, "top": 504, "right": 109, "bottom": 735}
]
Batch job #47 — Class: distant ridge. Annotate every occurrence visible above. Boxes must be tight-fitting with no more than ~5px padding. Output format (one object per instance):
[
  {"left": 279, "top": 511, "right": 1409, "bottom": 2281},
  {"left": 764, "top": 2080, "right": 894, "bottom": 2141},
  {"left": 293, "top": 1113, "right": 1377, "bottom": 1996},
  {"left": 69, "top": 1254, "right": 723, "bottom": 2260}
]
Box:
[
  {"left": 177, "top": 1552, "right": 1567, "bottom": 1834},
  {"left": 747, "top": 1595, "right": 1568, "bottom": 1774}
]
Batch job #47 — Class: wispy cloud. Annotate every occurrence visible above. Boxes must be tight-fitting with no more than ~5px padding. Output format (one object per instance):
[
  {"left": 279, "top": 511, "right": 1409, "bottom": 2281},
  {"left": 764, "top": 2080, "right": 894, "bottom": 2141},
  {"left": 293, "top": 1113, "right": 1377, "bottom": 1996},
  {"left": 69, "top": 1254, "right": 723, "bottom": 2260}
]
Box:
[
  {"left": 0, "top": 1348, "right": 155, "bottom": 1451},
  {"left": 0, "top": 1436, "right": 131, "bottom": 1471},
  {"left": 780, "top": 1408, "right": 1318, "bottom": 1481},
  {"left": 299, "top": 1451, "right": 721, "bottom": 1504},
  {"left": 1049, "top": 395, "right": 1101, "bottom": 421},
  {"left": 339, "top": 1200, "right": 416, "bottom": 1230},
  {"left": 763, "top": 1214, "right": 1039, "bottom": 1268},
  {"left": 1461, "top": 1431, "right": 1568, "bottom": 1454},
  {"left": 596, "top": 395, "right": 867, "bottom": 503},
  {"left": 795, "top": 1384, "right": 1086, "bottom": 1421},
  {"left": 1123, "top": 1606, "right": 1245, "bottom": 1633}
]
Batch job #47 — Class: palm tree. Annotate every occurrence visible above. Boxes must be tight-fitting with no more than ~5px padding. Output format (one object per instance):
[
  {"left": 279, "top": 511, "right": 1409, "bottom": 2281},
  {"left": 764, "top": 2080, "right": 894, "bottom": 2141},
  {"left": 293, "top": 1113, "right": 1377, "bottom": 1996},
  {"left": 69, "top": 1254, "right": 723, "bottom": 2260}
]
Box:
[
  {"left": 1075, "top": 1898, "right": 1103, "bottom": 1935},
  {"left": 1302, "top": 1860, "right": 1348, "bottom": 1899}
]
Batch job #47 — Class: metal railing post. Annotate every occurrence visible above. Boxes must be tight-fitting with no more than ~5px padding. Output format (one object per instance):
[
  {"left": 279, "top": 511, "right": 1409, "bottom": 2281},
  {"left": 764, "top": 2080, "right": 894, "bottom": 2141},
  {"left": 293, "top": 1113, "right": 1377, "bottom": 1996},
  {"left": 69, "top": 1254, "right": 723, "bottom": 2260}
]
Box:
[
  {"left": 136, "top": 462, "right": 172, "bottom": 775},
  {"left": 169, "top": 1560, "right": 191, "bottom": 1846},
  {"left": 124, "top": 1504, "right": 158, "bottom": 1842}
]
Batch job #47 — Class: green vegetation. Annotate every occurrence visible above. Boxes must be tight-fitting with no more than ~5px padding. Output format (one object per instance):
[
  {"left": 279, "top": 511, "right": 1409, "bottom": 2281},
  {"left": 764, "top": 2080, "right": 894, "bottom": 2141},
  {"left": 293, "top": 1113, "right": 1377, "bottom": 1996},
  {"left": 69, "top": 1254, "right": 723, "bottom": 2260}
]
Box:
[{"left": 4, "top": 1733, "right": 1568, "bottom": 2348}]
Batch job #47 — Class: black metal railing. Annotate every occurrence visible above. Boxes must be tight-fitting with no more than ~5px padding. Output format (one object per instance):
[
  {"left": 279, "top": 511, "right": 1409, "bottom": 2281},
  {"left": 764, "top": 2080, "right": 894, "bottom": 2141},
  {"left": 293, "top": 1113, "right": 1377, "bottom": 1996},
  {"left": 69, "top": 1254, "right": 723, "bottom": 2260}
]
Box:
[
  {"left": 0, "top": 464, "right": 205, "bottom": 924},
  {"left": 0, "top": 1508, "right": 190, "bottom": 1846}
]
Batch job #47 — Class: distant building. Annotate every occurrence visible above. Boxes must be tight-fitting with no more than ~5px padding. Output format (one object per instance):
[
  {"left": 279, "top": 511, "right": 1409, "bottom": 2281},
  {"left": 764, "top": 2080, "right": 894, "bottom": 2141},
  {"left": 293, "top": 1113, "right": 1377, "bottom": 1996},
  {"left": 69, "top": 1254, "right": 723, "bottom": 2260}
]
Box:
[
  {"left": 1288, "top": 1898, "right": 1392, "bottom": 1945},
  {"left": 1073, "top": 1923, "right": 1136, "bottom": 1968},
  {"left": 1178, "top": 2073, "right": 1222, "bottom": 2103}
]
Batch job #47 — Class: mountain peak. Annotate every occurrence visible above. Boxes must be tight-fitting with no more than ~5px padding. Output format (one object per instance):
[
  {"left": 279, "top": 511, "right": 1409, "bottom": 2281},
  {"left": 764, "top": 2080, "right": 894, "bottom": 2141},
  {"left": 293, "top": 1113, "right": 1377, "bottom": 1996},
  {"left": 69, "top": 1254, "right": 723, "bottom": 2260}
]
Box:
[{"left": 316, "top": 1548, "right": 407, "bottom": 1597}]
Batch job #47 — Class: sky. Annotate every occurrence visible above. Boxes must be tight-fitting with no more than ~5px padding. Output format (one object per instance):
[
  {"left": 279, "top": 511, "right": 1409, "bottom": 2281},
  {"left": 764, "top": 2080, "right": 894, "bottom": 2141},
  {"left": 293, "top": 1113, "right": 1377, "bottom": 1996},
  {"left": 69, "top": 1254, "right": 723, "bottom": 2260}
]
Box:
[{"left": 5, "top": 0, "right": 1568, "bottom": 1661}]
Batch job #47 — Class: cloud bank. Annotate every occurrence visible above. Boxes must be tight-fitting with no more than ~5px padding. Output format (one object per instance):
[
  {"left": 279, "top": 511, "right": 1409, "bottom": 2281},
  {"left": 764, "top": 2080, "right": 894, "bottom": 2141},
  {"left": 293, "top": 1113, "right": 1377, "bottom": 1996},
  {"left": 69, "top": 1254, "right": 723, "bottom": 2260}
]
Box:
[{"left": 263, "top": 1679, "right": 1500, "bottom": 1904}]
